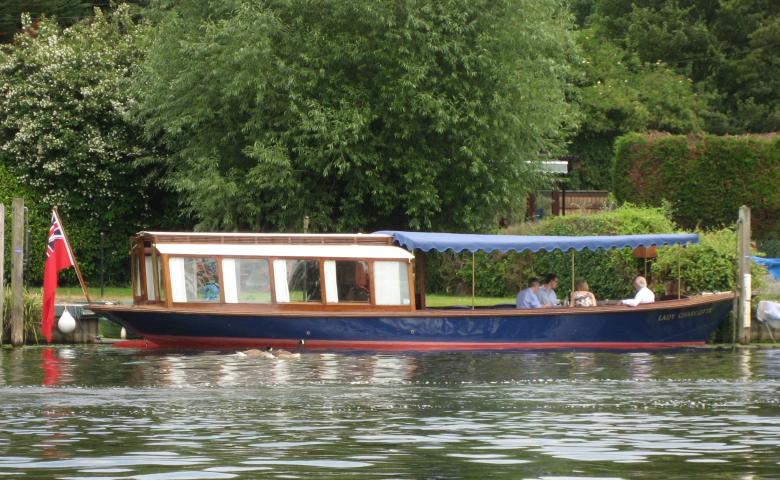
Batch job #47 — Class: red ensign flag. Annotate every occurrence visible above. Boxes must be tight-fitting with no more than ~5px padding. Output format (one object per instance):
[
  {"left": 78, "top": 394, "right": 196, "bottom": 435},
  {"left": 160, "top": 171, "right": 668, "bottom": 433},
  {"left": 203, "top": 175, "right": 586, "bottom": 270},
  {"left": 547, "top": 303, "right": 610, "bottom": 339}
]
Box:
[{"left": 41, "top": 211, "right": 75, "bottom": 343}]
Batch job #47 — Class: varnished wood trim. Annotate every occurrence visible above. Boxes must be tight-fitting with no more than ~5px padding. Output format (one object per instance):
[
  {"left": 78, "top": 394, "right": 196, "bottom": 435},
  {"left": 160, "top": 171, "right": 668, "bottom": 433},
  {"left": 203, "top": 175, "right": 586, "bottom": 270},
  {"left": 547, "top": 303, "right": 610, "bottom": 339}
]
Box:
[
  {"left": 216, "top": 255, "right": 226, "bottom": 304},
  {"left": 139, "top": 232, "right": 393, "bottom": 246},
  {"left": 368, "top": 261, "right": 376, "bottom": 305},
  {"left": 406, "top": 259, "right": 416, "bottom": 312},
  {"left": 151, "top": 247, "right": 160, "bottom": 303},
  {"left": 267, "top": 257, "right": 277, "bottom": 304},
  {"left": 415, "top": 251, "right": 426, "bottom": 310},
  {"left": 162, "top": 254, "right": 172, "bottom": 308},
  {"left": 319, "top": 258, "right": 328, "bottom": 305}
]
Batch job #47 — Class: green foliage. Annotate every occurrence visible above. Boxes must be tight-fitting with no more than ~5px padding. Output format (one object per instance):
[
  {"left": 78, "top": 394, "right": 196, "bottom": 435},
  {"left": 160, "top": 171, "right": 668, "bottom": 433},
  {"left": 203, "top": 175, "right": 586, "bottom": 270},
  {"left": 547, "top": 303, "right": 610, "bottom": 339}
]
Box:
[
  {"left": 0, "top": 165, "right": 47, "bottom": 284},
  {"left": 652, "top": 228, "right": 763, "bottom": 295},
  {"left": 567, "top": 28, "right": 706, "bottom": 189},
  {"left": 525, "top": 204, "right": 677, "bottom": 301},
  {"left": 132, "top": 0, "right": 578, "bottom": 232},
  {"left": 613, "top": 133, "right": 780, "bottom": 237},
  {"left": 585, "top": 0, "right": 780, "bottom": 134},
  {"left": 0, "top": 0, "right": 96, "bottom": 44},
  {"left": 425, "top": 251, "right": 515, "bottom": 298},
  {"left": 1, "top": 288, "right": 42, "bottom": 344},
  {"left": 0, "top": 5, "right": 178, "bottom": 284}
]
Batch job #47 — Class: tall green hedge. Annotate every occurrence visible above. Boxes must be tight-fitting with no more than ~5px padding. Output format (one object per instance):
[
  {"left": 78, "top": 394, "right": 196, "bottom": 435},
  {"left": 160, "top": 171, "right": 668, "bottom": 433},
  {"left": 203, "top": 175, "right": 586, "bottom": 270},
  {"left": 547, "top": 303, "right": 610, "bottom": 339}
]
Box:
[{"left": 613, "top": 133, "right": 780, "bottom": 237}]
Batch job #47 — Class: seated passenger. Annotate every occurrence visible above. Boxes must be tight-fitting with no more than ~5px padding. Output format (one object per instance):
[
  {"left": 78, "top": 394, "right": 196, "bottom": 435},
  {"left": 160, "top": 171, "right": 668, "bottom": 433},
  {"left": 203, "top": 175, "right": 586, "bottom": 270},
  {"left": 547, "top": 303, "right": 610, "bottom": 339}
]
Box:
[
  {"left": 570, "top": 279, "right": 597, "bottom": 307},
  {"left": 621, "top": 276, "right": 655, "bottom": 306},
  {"left": 516, "top": 277, "right": 548, "bottom": 309},
  {"left": 536, "top": 273, "right": 561, "bottom": 307},
  {"left": 200, "top": 275, "right": 220, "bottom": 300}
]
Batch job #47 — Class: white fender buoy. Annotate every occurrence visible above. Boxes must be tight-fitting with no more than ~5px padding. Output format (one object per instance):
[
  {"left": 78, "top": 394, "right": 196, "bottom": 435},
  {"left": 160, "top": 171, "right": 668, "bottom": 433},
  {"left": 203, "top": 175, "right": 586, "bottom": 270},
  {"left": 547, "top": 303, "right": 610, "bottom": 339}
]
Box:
[
  {"left": 120, "top": 327, "right": 127, "bottom": 339},
  {"left": 58, "top": 308, "right": 77, "bottom": 334}
]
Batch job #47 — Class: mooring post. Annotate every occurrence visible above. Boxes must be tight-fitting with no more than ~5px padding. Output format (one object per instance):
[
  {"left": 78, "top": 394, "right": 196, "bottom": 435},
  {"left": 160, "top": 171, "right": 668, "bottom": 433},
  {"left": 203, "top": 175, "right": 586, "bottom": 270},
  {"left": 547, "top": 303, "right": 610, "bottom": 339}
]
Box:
[
  {"left": 0, "top": 203, "right": 5, "bottom": 344},
  {"left": 11, "top": 198, "right": 25, "bottom": 346},
  {"left": 737, "top": 205, "right": 751, "bottom": 344}
]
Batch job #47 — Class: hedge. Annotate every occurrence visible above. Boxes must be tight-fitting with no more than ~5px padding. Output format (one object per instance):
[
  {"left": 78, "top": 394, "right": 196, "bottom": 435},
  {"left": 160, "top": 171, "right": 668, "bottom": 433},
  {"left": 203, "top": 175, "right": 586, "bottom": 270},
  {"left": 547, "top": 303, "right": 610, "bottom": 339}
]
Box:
[{"left": 612, "top": 132, "right": 780, "bottom": 237}]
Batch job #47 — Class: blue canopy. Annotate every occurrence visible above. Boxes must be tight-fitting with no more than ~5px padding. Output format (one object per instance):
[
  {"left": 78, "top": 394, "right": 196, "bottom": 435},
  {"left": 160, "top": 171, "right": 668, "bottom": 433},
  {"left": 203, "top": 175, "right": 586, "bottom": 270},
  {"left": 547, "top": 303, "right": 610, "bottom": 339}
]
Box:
[
  {"left": 751, "top": 256, "right": 780, "bottom": 280},
  {"left": 375, "top": 231, "right": 699, "bottom": 253}
]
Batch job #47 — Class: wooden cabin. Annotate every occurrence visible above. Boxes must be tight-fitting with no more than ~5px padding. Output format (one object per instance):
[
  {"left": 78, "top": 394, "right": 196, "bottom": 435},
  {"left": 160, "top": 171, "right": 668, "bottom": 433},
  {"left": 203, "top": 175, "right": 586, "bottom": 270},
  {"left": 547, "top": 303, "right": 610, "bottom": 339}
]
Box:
[{"left": 130, "top": 232, "right": 416, "bottom": 312}]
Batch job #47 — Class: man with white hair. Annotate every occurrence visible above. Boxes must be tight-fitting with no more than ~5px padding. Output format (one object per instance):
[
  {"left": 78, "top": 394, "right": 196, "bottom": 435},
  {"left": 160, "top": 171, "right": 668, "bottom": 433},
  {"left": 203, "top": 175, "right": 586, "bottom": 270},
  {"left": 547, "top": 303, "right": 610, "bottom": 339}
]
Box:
[{"left": 621, "top": 276, "right": 655, "bottom": 306}]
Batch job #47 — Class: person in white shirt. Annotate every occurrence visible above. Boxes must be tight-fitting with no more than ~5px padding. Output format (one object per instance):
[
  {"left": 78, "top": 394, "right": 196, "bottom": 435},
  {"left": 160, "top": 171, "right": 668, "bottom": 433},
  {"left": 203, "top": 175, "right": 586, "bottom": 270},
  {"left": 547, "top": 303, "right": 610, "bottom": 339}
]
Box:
[{"left": 621, "top": 276, "right": 655, "bottom": 306}]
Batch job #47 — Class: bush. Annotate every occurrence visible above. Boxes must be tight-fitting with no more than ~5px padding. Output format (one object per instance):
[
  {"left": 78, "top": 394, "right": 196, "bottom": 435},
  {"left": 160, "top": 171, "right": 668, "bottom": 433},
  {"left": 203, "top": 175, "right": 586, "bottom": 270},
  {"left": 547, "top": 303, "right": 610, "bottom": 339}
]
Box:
[{"left": 613, "top": 133, "right": 780, "bottom": 237}]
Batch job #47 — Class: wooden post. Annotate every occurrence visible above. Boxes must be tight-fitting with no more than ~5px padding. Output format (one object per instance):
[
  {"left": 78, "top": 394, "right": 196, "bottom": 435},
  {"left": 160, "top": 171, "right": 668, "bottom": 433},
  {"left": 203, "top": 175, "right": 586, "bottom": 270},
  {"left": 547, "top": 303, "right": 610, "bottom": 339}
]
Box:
[
  {"left": 570, "top": 249, "right": 575, "bottom": 299},
  {"left": 11, "top": 198, "right": 24, "bottom": 346},
  {"left": 0, "top": 203, "right": 4, "bottom": 345},
  {"left": 737, "top": 205, "right": 751, "bottom": 344},
  {"left": 471, "top": 252, "right": 476, "bottom": 310},
  {"left": 414, "top": 251, "right": 426, "bottom": 310}
]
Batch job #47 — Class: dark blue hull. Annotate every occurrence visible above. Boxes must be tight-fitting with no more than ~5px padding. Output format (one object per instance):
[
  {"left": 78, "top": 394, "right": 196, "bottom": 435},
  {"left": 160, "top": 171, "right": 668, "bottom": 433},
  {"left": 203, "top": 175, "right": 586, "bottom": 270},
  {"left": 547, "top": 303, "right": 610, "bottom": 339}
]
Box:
[{"left": 93, "top": 294, "right": 734, "bottom": 350}]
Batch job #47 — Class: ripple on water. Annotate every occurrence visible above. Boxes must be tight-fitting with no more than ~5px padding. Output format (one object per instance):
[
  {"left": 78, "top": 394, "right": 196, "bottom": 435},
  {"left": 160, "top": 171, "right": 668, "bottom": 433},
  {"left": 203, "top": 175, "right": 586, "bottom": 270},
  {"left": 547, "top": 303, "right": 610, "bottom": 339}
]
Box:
[{"left": 242, "top": 459, "right": 372, "bottom": 468}]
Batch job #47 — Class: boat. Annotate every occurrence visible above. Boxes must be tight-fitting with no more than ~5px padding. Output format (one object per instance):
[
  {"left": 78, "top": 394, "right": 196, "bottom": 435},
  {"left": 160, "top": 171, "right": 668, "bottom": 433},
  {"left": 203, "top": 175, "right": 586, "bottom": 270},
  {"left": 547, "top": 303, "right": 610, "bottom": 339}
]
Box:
[{"left": 89, "top": 231, "right": 734, "bottom": 350}]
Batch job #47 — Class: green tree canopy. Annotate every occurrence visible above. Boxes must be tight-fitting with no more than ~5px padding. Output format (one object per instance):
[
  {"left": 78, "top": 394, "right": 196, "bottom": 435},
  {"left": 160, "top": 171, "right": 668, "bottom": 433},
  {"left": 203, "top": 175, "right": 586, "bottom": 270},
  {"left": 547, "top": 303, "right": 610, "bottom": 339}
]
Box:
[
  {"left": 586, "top": 0, "right": 780, "bottom": 133},
  {"left": 567, "top": 28, "right": 706, "bottom": 188},
  {"left": 0, "top": 5, "right": 174, "bottom": 283},
  {"left": 132, "top": 0, "right": 578, "bottom": 232},
  {"left": 0, "top": 1, "right": 115, "bottom": 43}
]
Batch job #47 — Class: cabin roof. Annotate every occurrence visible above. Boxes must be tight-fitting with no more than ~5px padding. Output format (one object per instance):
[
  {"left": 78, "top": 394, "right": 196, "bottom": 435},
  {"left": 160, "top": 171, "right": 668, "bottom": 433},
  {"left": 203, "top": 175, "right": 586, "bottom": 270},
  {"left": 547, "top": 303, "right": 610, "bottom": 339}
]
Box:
[
  {"left": 138, "top": 231, "right": 394, "bottom": 246},
  {"left": 153, "top": 243, "right": 414, "bottom": 260}
]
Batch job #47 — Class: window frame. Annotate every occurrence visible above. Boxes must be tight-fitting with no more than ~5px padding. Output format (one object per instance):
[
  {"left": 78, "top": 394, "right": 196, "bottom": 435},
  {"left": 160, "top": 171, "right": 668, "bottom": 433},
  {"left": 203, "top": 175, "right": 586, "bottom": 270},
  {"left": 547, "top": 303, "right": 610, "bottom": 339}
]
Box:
[{"left": 144, "top": 250, "right": 415, "bottom": 311}]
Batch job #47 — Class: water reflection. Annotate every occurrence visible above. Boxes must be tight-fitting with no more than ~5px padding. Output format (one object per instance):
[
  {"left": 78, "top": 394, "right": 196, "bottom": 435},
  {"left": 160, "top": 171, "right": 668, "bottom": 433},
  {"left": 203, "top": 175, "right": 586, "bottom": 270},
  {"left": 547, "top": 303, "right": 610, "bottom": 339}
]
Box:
[{"left": 0, "top": 347, "right": 777, "bottom": 479}]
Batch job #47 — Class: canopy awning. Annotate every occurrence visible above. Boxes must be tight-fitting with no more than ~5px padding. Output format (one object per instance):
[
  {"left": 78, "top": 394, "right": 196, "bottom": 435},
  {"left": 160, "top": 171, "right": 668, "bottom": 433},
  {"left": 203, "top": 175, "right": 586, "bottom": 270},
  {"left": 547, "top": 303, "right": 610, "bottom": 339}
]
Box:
[{"left": 374, "top": 231, "right": 699, "bottom": 253}]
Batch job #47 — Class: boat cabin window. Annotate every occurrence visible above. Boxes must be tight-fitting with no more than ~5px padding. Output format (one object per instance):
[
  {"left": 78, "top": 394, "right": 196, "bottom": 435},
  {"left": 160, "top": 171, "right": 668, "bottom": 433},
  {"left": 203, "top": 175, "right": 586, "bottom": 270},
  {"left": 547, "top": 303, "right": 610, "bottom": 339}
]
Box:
[
  {"left": 157, "top": 255, "right": 166, "bottom": 302},
  {"left": 145, "top": 255, "right": 157, "bottom": 301},
  {"left": 222, "top": 258, "right": 272, "bottom": 303},
  {"left": 132, "top": 253, "right": 142, "bottom": 298},
  {"left": 273, "top": 259, "right": 321, "bottom": 303},
  {"left": 169, "top": 257, "right": 220, "bottom": 302},
  {"left": 373, "top": 260, "right": 411, "bottom": 306},
  {"left": 331, "top": 260, "right": 370, "bottom": 303}
]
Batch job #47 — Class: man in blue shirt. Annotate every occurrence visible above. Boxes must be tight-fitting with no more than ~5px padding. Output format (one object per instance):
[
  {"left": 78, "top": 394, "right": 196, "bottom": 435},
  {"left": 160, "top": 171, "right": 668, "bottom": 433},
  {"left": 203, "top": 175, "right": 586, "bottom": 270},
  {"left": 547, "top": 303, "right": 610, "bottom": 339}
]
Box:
[
  {"left": 536, "top": 273, "right": 560, "bottom": 307},
  {"left": 516, "top": 277, "right": 545, "bottom": 309}
]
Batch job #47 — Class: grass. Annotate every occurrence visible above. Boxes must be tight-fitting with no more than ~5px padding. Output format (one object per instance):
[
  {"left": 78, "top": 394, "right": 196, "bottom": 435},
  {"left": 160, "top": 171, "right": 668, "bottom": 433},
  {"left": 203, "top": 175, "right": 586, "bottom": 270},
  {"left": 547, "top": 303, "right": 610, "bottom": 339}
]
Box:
[
  {"left": 425, "top": 294, "right": 514, "bottom": 307},
  {"left": 55, "top": 286, "right": 132, "bottom": 302}
]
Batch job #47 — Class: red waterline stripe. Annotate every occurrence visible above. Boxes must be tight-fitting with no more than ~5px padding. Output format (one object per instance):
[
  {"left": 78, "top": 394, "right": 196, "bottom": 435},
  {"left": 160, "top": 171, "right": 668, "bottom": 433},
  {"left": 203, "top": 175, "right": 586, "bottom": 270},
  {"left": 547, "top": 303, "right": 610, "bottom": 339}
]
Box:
[{"left": 113, "top": 336, "right": 704, "bottom": 351}]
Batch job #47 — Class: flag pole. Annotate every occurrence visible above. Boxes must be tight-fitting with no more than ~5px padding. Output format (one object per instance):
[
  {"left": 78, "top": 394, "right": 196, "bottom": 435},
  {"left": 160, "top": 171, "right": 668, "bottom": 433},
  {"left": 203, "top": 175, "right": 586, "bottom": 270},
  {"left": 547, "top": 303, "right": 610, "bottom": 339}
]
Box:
[{"left": 53, "top": 206, "right": 91, "bottom": 302}]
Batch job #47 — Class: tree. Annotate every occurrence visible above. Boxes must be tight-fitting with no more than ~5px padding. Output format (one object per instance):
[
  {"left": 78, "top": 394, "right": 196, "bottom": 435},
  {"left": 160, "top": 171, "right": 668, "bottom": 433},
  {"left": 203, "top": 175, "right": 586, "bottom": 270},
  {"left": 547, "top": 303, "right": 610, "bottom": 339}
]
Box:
[
  {"left": 567, "top": 29, "right": 706, "bottom": 189},
  {"left": 585, "top": 0, "right": 780, "bottom": 134},
  {"left": 0, "top": 5, "right": 174, "bottom": 283},
  {"left": 0, "top": 1, "right": 113, "bottom": 44},
  {"left": 132, "top": 0, "right": 578, "bottom": 232}
]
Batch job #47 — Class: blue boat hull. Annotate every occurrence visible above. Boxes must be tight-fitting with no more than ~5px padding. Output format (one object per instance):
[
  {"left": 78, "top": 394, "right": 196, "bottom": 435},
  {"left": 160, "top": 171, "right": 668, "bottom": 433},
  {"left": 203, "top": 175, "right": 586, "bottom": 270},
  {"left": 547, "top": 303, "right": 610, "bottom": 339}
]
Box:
[{"left": 93, "top": 294, "right": 734, "bottom": 350}]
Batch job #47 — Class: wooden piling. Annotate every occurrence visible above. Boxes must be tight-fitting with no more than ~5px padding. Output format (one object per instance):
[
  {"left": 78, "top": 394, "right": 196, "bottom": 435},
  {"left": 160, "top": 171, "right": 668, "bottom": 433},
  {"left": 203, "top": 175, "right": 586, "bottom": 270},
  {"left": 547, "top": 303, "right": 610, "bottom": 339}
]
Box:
[
  {"left": 737, "top": 205, "right": 751, "bottom": 344},
  {"left": 0, "top": 203, "right": 4, "bottom": 344},
  {"left": 11, "top": 198, "right": 24, "bottom": 346}
]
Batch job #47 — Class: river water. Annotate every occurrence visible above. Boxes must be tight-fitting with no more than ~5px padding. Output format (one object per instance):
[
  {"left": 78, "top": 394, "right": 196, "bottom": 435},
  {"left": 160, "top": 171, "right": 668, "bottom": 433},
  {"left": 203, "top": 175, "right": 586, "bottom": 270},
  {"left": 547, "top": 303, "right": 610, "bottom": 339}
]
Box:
[{"left": 0, "top": 346, "right": 778, "bottom": 479}]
